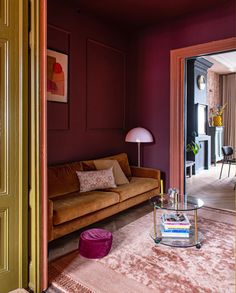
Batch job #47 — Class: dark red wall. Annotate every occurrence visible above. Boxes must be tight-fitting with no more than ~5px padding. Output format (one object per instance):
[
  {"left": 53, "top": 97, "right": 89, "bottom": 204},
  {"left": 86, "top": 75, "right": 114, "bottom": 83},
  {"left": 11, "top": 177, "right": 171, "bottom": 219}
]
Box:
[
  {"left": 126, "top": 0, "right": 236, "bottom": 188},
  {"left": 48, "top": 0, "right": 236, "bottom": 190},
  {"left": 47, "top": 0, "right": 129, "bottom": 165}
]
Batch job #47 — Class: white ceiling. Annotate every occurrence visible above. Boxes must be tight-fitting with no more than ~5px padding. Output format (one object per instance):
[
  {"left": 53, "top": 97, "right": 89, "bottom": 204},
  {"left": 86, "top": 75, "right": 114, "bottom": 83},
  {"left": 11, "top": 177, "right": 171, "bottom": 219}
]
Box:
[{"left": 203, "top": 51, "right": 236, "bottom": 74}]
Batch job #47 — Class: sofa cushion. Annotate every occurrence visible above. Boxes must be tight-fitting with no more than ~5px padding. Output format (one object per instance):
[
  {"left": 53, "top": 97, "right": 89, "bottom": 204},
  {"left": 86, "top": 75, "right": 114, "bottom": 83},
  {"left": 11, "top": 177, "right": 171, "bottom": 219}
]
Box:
[
  {"left": 103, "top": 153, "right": 132, "bottom": 178},
  {"left": 53, "top": 191, "right": 120, "bottom": 225},
  {"left": 81, "top": 161, "right": 96, "bottom": 171},
  {"left": 94, "top": 159, "right": 129, "bottom": 185},
  {"left": 48, "top": 162, "right": 83, "bottom": 199},
  {"left": 107, "top": 177, "right": 159, "bottom": 202},
  {"left": 76, "top": 168, "right": 116, "bottom": 192},
  {"left": 81, "top": 153, "right": 131, "bottom": 178}
]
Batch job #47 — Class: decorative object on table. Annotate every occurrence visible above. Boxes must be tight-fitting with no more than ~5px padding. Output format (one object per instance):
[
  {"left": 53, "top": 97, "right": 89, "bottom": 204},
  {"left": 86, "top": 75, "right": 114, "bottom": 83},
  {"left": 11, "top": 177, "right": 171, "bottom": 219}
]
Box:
[
  {"left": 168, "top": 187, "right": 179, "bottom": 204},
  {"left": 209, "top": 103, "right": 227, "bottom": 126},
  {"left": 47, "top": 49, "right": 68, "bottom": 103},
  {"left": 159, "top": 179, "right": 164, "bottom": 206},
  {"left": 160, "top": 179, "right": 164, "bottom": 195},
  {"left": 125, "top": 127, "right": 153, "bottom": 167},
  {"left": 79, "top": 228, "right": 113, "bottom": 259}
]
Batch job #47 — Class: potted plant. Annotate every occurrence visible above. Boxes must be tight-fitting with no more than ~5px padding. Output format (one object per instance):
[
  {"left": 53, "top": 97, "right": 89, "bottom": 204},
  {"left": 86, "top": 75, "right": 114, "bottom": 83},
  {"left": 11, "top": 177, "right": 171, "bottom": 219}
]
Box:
[{"left": 186, "top": 141, "right": 201, "bottom": 155}]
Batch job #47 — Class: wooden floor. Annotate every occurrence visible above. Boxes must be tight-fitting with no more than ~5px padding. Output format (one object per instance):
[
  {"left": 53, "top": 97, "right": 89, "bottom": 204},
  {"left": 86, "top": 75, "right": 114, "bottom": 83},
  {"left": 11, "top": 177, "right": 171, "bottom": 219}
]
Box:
[{"left": 186, "top": 163, "right": 236, "bottom": 210}]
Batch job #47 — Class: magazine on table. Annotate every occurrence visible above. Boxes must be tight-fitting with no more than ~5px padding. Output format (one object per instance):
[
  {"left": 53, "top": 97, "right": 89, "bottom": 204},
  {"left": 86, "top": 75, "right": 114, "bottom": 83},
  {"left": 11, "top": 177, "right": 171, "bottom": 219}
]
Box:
[
  {"left": 161, "top": 231, "right": 190, "bottom": 238},
  {"left": 161, "top": 213, "right": 191, "bottom": 228},
  {"left": 161, "top": 226, "right": 190, "bottom": 233}
]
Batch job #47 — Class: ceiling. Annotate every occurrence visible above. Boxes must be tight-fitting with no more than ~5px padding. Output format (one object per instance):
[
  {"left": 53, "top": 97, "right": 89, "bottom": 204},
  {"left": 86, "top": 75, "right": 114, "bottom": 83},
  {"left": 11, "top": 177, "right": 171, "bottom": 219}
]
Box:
[
  {"left": 203, "top": 51, "right": 236, "bottom": 74},
  {"left": 75, "top": 0, "right": 229, "bottom": 29}
]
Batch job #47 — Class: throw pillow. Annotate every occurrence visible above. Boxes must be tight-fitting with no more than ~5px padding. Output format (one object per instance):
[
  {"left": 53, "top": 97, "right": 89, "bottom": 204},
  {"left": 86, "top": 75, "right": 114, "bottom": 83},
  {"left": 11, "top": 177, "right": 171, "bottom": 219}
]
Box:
[
  {"left": 76, "top": 168, "right": 116, "bottom": 192},
  {"left": 94, "top": 159, "right": 129, "bottom": 185},
  {"left": 103, "top": 153, "right": 132, "bottom": 178}
]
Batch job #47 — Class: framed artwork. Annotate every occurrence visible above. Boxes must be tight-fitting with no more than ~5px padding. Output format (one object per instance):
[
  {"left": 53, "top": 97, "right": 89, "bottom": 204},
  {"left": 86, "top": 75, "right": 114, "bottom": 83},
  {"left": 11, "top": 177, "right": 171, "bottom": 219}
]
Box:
[{"left": 47, "top": 49, "right": 68, "bottom": 102}]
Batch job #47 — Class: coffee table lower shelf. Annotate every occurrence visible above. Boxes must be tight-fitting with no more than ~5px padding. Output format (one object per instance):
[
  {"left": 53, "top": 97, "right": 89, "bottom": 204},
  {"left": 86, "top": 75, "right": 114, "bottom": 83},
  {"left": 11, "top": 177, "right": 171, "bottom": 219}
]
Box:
[{"left": 150, "top": 228, "right": 203, "bottom": 249}]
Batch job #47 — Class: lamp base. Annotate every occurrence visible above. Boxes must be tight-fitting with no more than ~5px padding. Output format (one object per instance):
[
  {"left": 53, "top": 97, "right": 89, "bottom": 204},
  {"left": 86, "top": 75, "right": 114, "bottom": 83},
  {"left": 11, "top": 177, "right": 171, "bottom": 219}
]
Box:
[{"left": 138, "top": 142, "right": 141, "bottom": 167}]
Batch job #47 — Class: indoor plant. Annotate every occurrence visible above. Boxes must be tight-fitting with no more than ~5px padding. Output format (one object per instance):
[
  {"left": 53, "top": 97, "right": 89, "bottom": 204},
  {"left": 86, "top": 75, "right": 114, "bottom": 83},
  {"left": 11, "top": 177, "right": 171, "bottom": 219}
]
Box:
[{"left": 186, "top": 141, "right": 200, "bottom": 155}]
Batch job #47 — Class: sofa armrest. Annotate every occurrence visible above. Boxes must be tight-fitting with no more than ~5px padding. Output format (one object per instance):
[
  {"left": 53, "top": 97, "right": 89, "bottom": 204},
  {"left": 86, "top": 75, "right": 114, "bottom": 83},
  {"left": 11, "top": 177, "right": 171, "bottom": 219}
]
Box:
[
  {"left": 130, "top": 166, "right": 161, "bottom": 181},
  {"left": 48, "top": 199, "right": 54, "bottom": 242}
]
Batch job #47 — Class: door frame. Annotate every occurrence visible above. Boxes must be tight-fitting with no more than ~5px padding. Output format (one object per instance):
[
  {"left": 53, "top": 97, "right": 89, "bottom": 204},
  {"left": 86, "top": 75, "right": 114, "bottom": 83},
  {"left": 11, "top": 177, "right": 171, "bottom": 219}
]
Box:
[
  {"left": 29, "top": 0, "right": 47, "bottom": 291},
  {"left": 169, "top": 37, "right": 236, "bottom": 195}
]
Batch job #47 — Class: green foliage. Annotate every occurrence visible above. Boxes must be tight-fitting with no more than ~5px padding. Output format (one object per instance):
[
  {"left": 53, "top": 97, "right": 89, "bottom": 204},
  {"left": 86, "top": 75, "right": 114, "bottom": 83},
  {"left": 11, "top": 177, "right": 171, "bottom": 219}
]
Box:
[{"left": 186, "top": 141, "right": 200, "bottom": 155}]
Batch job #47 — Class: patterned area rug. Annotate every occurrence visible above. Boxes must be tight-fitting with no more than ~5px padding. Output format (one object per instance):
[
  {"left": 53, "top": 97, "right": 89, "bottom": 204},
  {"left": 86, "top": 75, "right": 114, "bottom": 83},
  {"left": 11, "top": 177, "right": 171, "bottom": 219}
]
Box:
[{"left": 48, "top": 207, "right": 235, "bottom": 293}]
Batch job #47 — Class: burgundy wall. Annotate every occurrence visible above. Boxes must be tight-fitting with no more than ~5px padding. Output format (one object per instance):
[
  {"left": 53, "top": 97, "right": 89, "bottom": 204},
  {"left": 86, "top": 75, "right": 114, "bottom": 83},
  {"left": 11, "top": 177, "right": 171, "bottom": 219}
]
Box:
[
  {"left": 48, "top": 0, "right": 236, "bottom": 190},
  {"left": 47, "top": 0, "right": 129, "bottom": 165},
  {"left": 126, "top": 0, "right": 236, "bottom": 188}
]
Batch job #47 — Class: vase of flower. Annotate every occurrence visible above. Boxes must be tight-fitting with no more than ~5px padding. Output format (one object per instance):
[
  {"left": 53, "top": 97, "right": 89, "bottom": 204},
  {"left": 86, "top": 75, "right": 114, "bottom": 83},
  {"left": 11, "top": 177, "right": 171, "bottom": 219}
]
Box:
[
  {"left": 210, "top": 103, "right": 227, "bottom": 127},
  {"left": 213, "top": 115, "right": 222, "bottom": 126}
]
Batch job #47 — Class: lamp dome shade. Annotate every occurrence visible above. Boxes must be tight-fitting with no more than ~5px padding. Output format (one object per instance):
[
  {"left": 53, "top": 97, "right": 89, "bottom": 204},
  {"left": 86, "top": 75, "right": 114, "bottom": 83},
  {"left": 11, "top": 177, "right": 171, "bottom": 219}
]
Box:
[{"left": 125, "top": 127, "right": 153, "bottom": 143}]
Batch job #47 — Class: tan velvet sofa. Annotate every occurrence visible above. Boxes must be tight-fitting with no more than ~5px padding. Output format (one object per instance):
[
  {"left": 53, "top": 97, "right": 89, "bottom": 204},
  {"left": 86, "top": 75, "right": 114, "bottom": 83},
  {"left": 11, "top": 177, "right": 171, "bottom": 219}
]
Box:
[{"left": 48, "top": 153, "right": 160, "bottom": 241}]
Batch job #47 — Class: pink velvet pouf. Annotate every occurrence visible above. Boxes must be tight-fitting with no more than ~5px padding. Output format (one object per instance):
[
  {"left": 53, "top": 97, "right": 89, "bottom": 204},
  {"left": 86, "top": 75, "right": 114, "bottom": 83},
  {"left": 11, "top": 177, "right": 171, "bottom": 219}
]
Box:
[{"left": 79, "top": 228, "right": 113, "bottom": 259}]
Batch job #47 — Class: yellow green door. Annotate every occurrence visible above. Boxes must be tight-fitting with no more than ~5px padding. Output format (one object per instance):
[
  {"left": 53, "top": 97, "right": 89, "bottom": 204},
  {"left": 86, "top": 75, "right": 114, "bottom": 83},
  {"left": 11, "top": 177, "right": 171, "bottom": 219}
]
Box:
[{"left": 0, "top": 0, "right": 28, "bottom": 292}]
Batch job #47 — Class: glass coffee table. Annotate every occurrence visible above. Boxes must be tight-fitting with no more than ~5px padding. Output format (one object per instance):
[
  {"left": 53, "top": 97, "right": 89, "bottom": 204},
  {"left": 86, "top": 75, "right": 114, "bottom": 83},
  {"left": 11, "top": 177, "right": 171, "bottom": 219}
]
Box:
[{"left": 150, "top": 195, "right": 204, "bottom": 249}]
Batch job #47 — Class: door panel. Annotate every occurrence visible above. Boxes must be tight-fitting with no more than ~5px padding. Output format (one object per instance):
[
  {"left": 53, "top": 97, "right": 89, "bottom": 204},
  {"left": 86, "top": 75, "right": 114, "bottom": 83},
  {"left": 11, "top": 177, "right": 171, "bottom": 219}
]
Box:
[
  {"left": 0, "top": 0, "right": 28, "bottom": 292},
  {"left": 0, "top": 209, "right": 8, "bottom": 271},
  {"left": 0, "top": 39, "right": 8, "bottom": 195},
  {"left": 0, "top": 0, "right": 9, "bottom": 26}
]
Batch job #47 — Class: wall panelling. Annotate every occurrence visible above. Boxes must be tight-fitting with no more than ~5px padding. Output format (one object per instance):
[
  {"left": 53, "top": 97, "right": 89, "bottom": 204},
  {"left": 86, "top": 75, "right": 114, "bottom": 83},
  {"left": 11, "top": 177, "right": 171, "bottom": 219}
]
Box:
[{"left": 86, "top": 39, "right": 126, "bottom": 130}]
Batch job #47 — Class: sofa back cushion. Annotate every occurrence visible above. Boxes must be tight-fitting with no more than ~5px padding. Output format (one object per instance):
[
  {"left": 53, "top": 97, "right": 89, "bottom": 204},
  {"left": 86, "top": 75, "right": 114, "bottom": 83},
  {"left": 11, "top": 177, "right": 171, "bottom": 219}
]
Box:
[
  {"left": 81, "top": 153, "right": 131, "bottom": 178},
  {"left": 48, "top": 161, "right": 83, "bottom": 199},
  {"left": 94, "top": 159, "right": 129, "bottom": 185}
]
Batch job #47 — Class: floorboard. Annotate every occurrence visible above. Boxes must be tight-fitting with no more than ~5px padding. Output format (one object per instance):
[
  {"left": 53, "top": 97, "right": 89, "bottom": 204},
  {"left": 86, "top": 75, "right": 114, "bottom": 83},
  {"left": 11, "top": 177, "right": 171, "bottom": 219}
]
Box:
[{"left": 186, "top": 163, "right": 235, "bottom": 210}]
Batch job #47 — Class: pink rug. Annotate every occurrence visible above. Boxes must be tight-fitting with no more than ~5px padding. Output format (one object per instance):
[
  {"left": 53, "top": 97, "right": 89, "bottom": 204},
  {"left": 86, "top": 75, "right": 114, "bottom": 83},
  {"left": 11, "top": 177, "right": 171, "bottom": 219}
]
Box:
[{"left": 48, "top": 207, "right": 235, "bottom": 293}]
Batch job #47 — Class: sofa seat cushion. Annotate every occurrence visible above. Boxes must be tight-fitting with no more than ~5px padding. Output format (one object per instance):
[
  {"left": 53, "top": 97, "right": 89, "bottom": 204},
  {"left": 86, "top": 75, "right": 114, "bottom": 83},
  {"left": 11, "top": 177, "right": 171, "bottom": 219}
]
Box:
[
  {"left": 52, "top": 191, "right": 120, "bottom": 225},
  {"left": 107, "top": 177, "right": 159, "bottom": 202}
]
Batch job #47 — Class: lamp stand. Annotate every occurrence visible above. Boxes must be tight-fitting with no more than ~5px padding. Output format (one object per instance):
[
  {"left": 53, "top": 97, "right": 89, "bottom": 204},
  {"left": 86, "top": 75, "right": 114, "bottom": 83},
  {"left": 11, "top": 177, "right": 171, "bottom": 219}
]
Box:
[{"left": 137, "top": 142, "right": 141, "bottom": 167}]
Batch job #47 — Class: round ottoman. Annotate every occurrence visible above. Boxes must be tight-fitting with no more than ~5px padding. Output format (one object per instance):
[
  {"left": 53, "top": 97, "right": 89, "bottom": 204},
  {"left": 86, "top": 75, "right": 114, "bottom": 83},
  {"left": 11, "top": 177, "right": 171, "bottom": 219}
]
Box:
[{"left": 79, "top": 228, "right": 113, "bottom": 259}]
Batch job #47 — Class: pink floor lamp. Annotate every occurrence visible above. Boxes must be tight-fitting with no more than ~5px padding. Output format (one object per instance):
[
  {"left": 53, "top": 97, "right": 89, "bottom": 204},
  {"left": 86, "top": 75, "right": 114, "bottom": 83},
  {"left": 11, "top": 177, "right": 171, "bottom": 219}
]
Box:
[{"left": 125, "top": 127, "right": 153, "bottom": 167}]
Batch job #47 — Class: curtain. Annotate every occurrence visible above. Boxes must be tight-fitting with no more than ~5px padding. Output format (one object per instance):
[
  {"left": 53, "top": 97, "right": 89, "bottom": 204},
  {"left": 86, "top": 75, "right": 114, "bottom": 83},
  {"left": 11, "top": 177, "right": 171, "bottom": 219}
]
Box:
[{"left": 222, "top": 73, "right": 236, "bottom": 151}]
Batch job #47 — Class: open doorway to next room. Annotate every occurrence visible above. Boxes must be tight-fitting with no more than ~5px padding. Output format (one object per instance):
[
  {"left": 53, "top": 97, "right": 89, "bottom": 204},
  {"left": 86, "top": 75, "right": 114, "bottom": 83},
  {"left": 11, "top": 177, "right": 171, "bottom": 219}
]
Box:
[{"left": 185, "top": 51, "right": 236, "bottom": 210}]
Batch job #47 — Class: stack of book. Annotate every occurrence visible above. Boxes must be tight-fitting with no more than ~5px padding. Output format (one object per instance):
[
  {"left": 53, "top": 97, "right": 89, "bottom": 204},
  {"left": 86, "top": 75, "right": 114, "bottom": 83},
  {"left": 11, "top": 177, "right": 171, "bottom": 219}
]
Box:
[{"left": 161, "top": 213, "right": 190, "bottom": 238}]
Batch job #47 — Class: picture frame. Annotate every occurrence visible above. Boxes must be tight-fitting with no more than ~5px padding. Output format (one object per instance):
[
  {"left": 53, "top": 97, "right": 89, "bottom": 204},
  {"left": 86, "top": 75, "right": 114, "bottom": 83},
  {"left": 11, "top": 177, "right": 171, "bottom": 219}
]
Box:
[{"left": 47, "top": 49, "right": 68, "bottom": 102}]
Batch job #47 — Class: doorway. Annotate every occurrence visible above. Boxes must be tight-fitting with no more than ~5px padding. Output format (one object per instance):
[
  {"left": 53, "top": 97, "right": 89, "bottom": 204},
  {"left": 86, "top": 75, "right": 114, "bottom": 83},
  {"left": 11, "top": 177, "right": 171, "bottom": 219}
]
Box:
[
  {"left": 170, "top": 37, "right": 236, "bottom": 196},
  {"left": 184, "top": 52, "right": 236, "bottom": 210}
]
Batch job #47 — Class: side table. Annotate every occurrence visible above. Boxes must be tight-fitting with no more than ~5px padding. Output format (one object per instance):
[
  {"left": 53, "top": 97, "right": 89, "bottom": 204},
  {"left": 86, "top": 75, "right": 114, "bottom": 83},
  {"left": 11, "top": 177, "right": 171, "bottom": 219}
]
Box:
[
  {"left": 186, "top": 161, "right": 195, "bottom": 177},
  {"left": 150, "top": 195, "right": 204, "bottom": 249}
]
